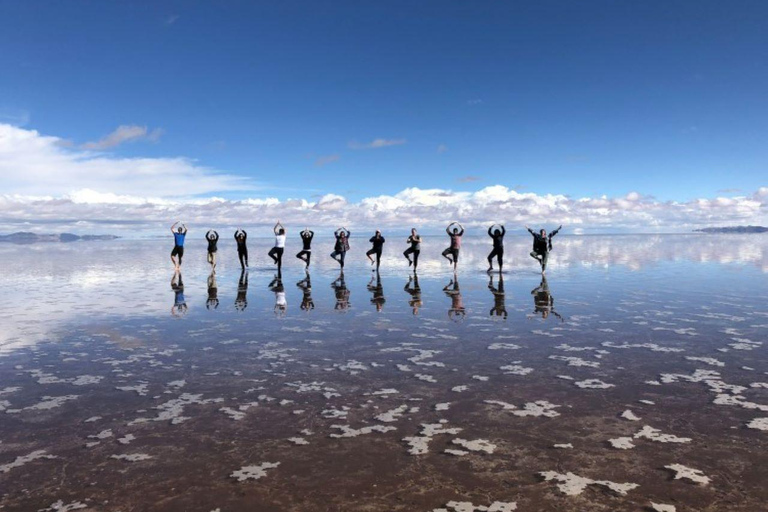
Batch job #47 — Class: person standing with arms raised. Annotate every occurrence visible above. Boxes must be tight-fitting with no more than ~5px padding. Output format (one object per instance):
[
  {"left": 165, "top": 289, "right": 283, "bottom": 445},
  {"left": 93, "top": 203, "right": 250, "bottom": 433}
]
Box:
[
  {"left": 296, "top": 227, "right": 314, "bottom": 269},
  {"left": 441, "top": 221, "right": 464, "bottom": 272},
  {"left": 268, "top": 220, "right": 286, "bottom": 274},
  {"left": 234, "top": 229, "right": 248, "bottom": 270},
  {"left": 205, "top": 230, "right": 219, "bottom": 271},
  {"left": 486, "top": 224, "right": 506, "bottom": 273},
  {"left": 366, "top": 230, "right": 385, "bottom": 272},
  {"left": 330, "top": 227, "right": 350, "bottom": 269},
  {"left": 526, "top": 225, "right": 562, "bottom": 274},
  {"left": 403, "top": 228, "right": 422, "bottom": 271},
  {"left": 170, "top": 221, "right": 187, "bottom": 270}
]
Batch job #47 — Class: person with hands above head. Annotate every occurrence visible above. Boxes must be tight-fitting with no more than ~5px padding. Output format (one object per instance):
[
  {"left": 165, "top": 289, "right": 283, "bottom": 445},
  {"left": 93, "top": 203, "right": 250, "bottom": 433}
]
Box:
[
  {"left": 205, "top": 230, "right": 219, "bottom": 271},
  {"left": 170, "top": 221, "right": 187, "bottom": 270},
  {"left": 330, "top": 227, "right": 351, "bottom": 269},
  {"left": 268, "top": 220, "right": 286, "bottom": 274},
  {"left": 526, "top": 224, "right": 562, "bottom": 275},
  {"left": 296, "top": 227, "right": 314, "bottom": 268},
  {"left": 487, "top": 224, "right": 506, "bottom": 273},
  {"left": 441, "top": 221, "right": 464, "bottom": 272},
  {"left": 234, "top": 229, "right": 248, "bottom": 270}
]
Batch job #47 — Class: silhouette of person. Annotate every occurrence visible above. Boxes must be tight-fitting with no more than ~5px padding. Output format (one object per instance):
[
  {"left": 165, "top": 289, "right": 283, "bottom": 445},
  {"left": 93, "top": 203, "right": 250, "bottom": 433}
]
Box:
[
  {"left": 171, "top": 270, "right": 188, "bottom": 317},
  {"left": 404, "top": 274, "right": 422, "bottom": 315},
  {"left": 296, "top": 272, "right": 315, "bottom": 311},
  {"left": 331, "top": 272, "right": 351, "bottom": 311},
  {"left": 206, "top": 270, "right": 219, "bottom": 310},
  {"left": 443, "top": 276, "right": 466, "bottom": 321},
  {"left": 488, "top": 273, "right": 508, "bottom": 320},
  {"left": 530, "top": 276, "right": 563, "bottom": 321},
  {"left": 235, "top": 269, "right": 248, "bottom": 311},
  {"left": 367, "top": 273, "right": 386, "bottom": 312}
]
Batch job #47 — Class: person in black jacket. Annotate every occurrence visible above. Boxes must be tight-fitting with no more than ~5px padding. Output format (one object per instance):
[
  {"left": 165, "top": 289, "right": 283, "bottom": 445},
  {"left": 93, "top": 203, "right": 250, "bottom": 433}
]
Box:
[
  {"left": 330, "top": 227, "right": 350, "bottom": 269},
  {"left": 296, "top": 228, "right": 314, "bottom": 268},
  {"left": 234, "top": 229, "right": 248, "bottom": 269},
  {"left": 403, "top": 228, "right": 422, "bottom": 271},
  {"left": 487, "top": 224, "right": 506, "bottom": 273},
  {"left": 366, "top": 230, "right": 385, "bottom": 271},
  {"left": 205, "top": 230, "right": 219, "bottom": 270},
  {"left": 526, "top": 225, "right": 562, "bottom": 274}
]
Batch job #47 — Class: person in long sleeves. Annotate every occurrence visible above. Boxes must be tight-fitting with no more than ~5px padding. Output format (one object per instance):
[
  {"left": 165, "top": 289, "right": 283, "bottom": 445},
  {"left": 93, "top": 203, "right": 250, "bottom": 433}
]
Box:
[
  {"left": 487, "top": 224, "right": 506, "bottom": 273},
  {"left": 296, "top": 228, "right": 314, "bottom": 268},
  {"left": 234, "top": 229, "right": 248, "bottom": 269},
  {"left": 441, "top": 221, "right": 464, "bottom": 271},
  {"left": 403, "top": 228, "right": 422, "bottom": 271},
  {"left": 330, "top": 227, "right": 350, "bottom": 269},
  {"left": 526, "top": 225, "right": 562, "bottom": 274},
  {"left": 205, "top": 230, "right": 219, "bottom": 271},
  {"left": 366, "top": 230, "right": 385, "bottom": 271}
]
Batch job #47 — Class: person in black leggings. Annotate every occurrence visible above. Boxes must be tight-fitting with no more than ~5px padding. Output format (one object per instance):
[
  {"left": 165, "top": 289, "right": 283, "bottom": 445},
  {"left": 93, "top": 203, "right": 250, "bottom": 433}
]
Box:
[
  {"left": 267, "top": 221, "right": 286, "bottom": 274},
  {"left": 403, "top": 228, "right": 421, "bottom": 271},
  {"left": 296, "top": 228, "right": 314, "bottom": 268},
  {"left": 487, "top": 224, "right": 506, "bottom": 272},
  {"left": 366, "top": 230, "right": 385, "bottom": 271},
  {"left": 234, "top": 229, "right": 248, "bottom": 269},
  {"left": 330, "top": 227, "right": 350, "bottom": 269},
  {"left": 206, "top": 230, "right": 219, "bottom": 270}
]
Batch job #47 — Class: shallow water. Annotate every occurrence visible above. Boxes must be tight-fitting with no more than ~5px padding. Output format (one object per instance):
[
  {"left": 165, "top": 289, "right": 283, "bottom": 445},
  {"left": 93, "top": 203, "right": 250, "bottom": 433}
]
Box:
[{"left": 0, "top": 234, "right": 766, "bottom": 511}]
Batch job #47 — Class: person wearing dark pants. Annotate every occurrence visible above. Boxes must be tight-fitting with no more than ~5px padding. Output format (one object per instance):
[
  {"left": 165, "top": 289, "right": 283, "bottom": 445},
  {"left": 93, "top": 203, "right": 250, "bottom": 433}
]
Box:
[
  {"left": 296, "top": 228, "right": 314, "bottom": 268},
  {"left": 366, "top": 230, "right": 385, "bottom": 271},
  {"left": 268, "top": 220, "right": 286, "bottom": 274},
  {"left": 330, "top": 227, "right": 350, "bottom": 269},
  {"left": 403, "top": 228, "right": 421, "bottom": 271},
  {"left": 526, "top": 225, "right": 562, "bottom": 274},
  {"left": 234, "top": 229, "right": 248, "bottom": 269},
  {"left": 206, "top": 230, "right": 219, "bottom": 270},
  {"left": 170, "top": 221, "right": 187, "bottom": 270},
  {"left": 487, "top": 224, "right": 506, "bottom": 272},
  {"left": 441, "top": 221, "right": 464, "bottom": 271}
]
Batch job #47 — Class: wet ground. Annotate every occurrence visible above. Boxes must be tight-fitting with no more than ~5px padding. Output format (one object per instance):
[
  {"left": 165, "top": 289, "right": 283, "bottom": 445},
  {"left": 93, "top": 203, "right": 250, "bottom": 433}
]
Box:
[{"left": 0, "top": 233, "right": 767, "bottom": 512}]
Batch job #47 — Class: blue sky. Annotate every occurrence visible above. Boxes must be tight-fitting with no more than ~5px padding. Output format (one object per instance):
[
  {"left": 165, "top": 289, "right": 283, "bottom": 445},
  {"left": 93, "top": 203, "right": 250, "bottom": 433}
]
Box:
[{"left": 0, "top": 1, "right": 766, "bottom": 233}]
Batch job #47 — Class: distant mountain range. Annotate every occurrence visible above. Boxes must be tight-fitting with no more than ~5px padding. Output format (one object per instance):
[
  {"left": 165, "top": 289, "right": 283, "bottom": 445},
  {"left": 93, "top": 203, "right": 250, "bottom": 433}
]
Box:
[
  {"left": 694, "top": 226, "right": 767, "bottom": 234},
  {"left": 0, "top": 232, "right": 120, "bottom": 243}
]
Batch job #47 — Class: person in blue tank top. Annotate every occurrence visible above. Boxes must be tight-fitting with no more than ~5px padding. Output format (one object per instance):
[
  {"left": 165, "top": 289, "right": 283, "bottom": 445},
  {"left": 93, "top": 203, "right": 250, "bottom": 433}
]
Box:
[{"left": 170, "top": 221, "right": 187, "bottom": 270}]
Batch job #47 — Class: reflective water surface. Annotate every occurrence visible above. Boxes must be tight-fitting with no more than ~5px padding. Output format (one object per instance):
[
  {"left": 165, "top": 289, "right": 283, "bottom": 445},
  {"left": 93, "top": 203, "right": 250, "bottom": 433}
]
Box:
[{"left": 0, "top": 234, "right": 767, "bottom": 511}]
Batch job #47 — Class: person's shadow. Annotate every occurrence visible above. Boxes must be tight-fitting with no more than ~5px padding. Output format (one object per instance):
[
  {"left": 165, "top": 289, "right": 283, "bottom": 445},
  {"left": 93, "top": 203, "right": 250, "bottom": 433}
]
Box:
[
  {"left": 489, "top": 273, "right": 508, "bottom": 320},
  {"left": 171, "top": 271, "right": 188, "bottom": 317},
  {"left": 443, "top": 276, "right": 466, "bottom": 322},
  {"left": 297, "top": 272, "right": 314, "bottom": 311},
  {"left": 331, "top": 271, "right": 350, "bottom": 311},
  {"left": 367, "top": 272, "right": 386, "bottom": 312},
  {"left": 404, "top": 273, "right": 422, "bottom": 315},
  {"left": 235, "top": 270, "right": 248, "bottom": 311},
  {"left": 529, "top": 276, "right": 563, "bottom": 322}
]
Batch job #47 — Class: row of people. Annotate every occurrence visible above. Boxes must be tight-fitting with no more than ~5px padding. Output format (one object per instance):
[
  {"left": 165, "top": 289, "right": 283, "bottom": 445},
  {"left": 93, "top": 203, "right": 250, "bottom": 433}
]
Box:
[
  {"left": 171, "top": 269, "right": 560, "bottom": 321},
  {"left": 170, "top": 221, "right": 563, "bottom": 274}
]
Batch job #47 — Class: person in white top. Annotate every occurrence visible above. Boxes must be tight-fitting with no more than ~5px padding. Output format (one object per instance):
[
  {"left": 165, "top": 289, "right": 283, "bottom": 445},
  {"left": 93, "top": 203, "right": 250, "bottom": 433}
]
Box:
[{"left": 268, "top": 220, "right": 286, "bottom": 274}]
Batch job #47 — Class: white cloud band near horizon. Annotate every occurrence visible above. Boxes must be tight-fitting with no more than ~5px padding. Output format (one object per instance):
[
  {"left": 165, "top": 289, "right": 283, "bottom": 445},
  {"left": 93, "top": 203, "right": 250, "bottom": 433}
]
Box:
[{"left": 1, "top": 123, "right": 766, "bottom": 235}]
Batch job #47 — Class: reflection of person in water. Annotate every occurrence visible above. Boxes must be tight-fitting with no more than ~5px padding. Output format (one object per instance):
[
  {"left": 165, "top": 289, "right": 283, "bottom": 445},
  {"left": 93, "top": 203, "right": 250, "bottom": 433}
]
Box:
[
  {"left": 404, "top": 274, "right": 422, "bottom": 315},
  {"left": 443, "top": 276, "right": 466, "bottom": 321},
  {"left": 488, "top": 273, "right": 507, "bottom": 320},
  {"left": 269, "top": 276, "right": 287, "bottom": 317},
  {"left": 235, "top": 269, "right": 248, "bottom": 311},
  {"left": 331, "top": 272, "right": 350, "bottom": 311},
  {"left": 171, "top": 271, "right": 188, "bottom": 317},
  {"left": 206, "top": 270, "right": 219, "bottom": 310},
  {"left": 296, "top": 272, "right": 314, "bottom": 311},
  {"left": 530, "top": 276, "right": 563, "bottom": 321},
  {"left": 367, "top": 273, "right": 386, "bottom": 312}
]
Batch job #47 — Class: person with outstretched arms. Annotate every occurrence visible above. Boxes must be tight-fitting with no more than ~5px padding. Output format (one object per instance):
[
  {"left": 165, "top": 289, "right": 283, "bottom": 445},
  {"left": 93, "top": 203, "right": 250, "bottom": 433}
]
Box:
[
  {"left": 170, "top": 221, "right": 187, "bottom": 270},
  {"left": 526, "top": 224, "right": 562, "bottom": 274}
]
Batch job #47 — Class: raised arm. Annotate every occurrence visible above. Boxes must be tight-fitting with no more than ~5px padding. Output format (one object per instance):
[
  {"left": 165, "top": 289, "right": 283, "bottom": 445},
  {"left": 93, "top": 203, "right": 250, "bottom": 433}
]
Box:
[
  {"left": 171, "top": 221, "right": 179, "bottom": 233},
  {"left": 274, "top": 220, "right": 283, "bottom": 234},
  {"left": 526, "top": 226, "right": 535, "bottom": 236},
  {"left": 445, "top": 224, "right": 453, "bottom": 235},
  {"left": 550, "top": 225, "right": 562, "bottom": 238},
  {"left": 487, "top": 225, "right": 493, "bottom": 237},
  {"left": 181, "top": 223, "right": 188, "bottom": 234},
  {"left": 457, "top": 223, "right": 465, "bottom": 236},
  {"left": 500, "top": 225, "right": 506, "bottom": 236}
]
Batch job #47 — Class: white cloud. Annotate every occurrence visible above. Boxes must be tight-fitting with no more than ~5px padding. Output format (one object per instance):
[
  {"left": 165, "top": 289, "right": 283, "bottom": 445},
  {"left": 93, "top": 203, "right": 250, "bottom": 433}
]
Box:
[
  {"left": 81, "top": 124, "right": 164, "bottom": 150},
  {"left": 0, "top": 123, "right": 255, "bottom": 197},
  {"left": 0, "top": 123, "right": 765, "bottom": 235},
  {"left": 348, "top": 138, "right": 406, "bottom": 150}
]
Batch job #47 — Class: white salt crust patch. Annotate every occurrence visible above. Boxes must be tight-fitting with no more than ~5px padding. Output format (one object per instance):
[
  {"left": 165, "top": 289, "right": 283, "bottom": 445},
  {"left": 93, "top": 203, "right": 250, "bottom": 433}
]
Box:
[
  {"left": 110, "top": 453, "right": 152, "bottom": 462},
  {"left": 5, "top": 395, "right": 79, "bottom": 413},
  {"left": 650, "top": 503, "right": 677, "bottom": 512},
  {"left": 487, "top": 343, "right": 521, "bottom": 350},
  {"left": 128, "top": 393, "right": 223, "bottom": 425},
  {"left": 403, "top": 421, "right": 462, "bottom": 455},
  {"left": 634, "top": 425, "right": 691, "bottom": 444},
  {"left": 430, "top": 501, "right": 517, "bottom": 512},
  {"left": 574, "top": 379, "right": 614, "bottom": 389},
  {"left": 553, "top": 443, "right": 573, "bottom": 449},
  {"left": 0, "top": 450, "right": 57, "bottom": 474},
  {"left": 117, "top": 434, "right": 136, "bottom": 445},
  {"left": 375, "top": 405, "right": 410, "bottom": 423},
  {"left": 38, "top": 500, "right": 88, "bottom": 511},
  {"left": 620, "top": 409, "right": 641, "bottom": 421},
  {"left": 539, "top": 471, "right": 639, "bottom": 496},
  {"left": 484, "top": 400, "right": 561, "bottom": 418},
  {"left": 451, "top": 438, "right": 496, "bottom": 454},
  {"left": 329, "top": 424, "right": 397, "bottom": 438},
  {"left": 665, "top": 464, "right": 710, "bottom": 485},
  {"left": 451, "top": 386, "right": 469, "bottom": 393},
  {"left": 287, "top": 437, "right": 309, "bottom": 445},
  {"left": 746, "top": 417, "right": 768, "bottom": 431},
  {"left": 499, "top": 365, "right": 533, "bottom": 375},
  {"left": 434, "top": 402, "right": 451, "bottom": 411},
  {"left": 230, "top": 462, "right": 280, "bottom": 482},
  {"left": 608, "top": 437, "right": 635, "bottom": 449}
]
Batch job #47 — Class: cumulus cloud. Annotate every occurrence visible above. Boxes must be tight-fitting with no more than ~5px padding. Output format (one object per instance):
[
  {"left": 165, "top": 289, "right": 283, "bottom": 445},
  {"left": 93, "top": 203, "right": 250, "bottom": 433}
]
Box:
[
  {"left": 348, "top": 138, "right": 406, "bottom": 150},
  {"left": 81, "top": 124, "right": 164, "bottom": 150},
  {"left": 0, "top": 123, "right": 255, "bottom": 198},
  {"left": 1, "top": 123, "right": 765, "bottom": 235},
  {"left": 315, "top": 154, "right": 340, "bottom": 167}
]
